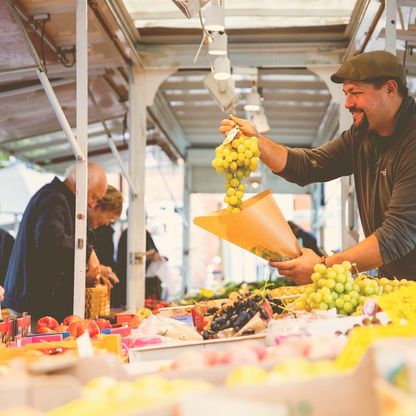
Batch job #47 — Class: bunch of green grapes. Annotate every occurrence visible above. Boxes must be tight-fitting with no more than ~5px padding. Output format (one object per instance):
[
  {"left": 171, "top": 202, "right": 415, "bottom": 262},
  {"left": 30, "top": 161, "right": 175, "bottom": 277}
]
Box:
[
  {"left": 355, "top": 274, "right": 415, "bottom": 295},
  {"left": 211, "top": 134, "right": 260, "bottom": 213},
  {"left": 294, "top": 261, "right": 361, "bottom": 315},
  {"left": 294, "top": 262, "right": 416, "bottom": 316},
  {"left": 352, "top": 274, "right": 416, "bottom": 315}
]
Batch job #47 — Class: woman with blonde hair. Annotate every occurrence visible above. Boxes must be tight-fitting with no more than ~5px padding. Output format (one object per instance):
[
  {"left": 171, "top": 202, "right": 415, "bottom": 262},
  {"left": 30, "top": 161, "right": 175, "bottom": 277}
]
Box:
[{"left": 87, "top": 185, "right": 123, "bottom": 288}]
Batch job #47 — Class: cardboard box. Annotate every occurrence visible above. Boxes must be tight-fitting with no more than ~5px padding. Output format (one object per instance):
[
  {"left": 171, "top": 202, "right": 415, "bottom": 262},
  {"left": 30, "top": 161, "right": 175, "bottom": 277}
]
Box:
[
  {"left": 207, "top": 350, "right": 379, "bottom": 416},
  {"left": 128, "top": 333, "right": 265, "bottom": 363}
]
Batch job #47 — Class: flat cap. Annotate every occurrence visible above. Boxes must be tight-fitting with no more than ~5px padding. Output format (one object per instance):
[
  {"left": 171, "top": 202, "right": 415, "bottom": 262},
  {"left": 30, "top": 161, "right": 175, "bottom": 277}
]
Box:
[{"left": 331, "top": 50, "right": 407, "bottom": 86}]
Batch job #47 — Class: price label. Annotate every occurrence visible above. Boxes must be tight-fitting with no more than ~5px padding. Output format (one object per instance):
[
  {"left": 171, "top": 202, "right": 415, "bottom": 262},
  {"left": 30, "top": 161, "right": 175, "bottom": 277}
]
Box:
[
  {"left": 377, "top": 285, "right": 416, "bottom": 324},
  {"left": 223, "top": 125, "right": 240, "bottom": 145},
  {"left": 76, "top": 330, "right": 94, "bottom": 358}
]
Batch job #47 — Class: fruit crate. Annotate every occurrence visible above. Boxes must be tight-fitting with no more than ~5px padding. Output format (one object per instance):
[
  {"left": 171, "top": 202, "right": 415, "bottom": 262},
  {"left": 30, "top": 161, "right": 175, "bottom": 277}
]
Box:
[{"left": 128, "top": 333, "right": 266, "bottom": 363}]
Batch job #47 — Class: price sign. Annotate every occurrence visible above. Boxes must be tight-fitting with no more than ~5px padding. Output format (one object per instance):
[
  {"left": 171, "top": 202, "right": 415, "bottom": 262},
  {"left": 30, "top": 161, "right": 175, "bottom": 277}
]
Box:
[{"left": 223, "top": 125, "right": 240, "bottom": 144}]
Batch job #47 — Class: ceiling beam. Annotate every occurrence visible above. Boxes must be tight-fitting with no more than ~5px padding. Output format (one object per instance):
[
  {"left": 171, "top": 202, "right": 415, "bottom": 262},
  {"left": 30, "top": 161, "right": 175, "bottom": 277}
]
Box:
[
  {"left": 162, "top": 79, "right": 328, "bottom": 90},
  {"left": 131, "top": 8, "right": 353, "bottom": 21},
  {"left": 139, "top": 44, "right": 346, "bottom": 68}
]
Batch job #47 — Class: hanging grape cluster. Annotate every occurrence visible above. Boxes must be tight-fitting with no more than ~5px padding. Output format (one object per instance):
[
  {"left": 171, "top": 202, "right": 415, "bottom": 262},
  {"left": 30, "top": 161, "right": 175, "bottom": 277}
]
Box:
[{"left": 211, "top": 134, "right": 260, "bottom": 213}]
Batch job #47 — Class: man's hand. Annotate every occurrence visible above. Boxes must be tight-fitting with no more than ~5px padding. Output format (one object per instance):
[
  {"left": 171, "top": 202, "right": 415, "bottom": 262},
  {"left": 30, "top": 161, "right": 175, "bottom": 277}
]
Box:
[
  {"left": 100, "top": 265, "right": 120, "bottom": 289},
  {"left": 147, "top": 251, "right": 162, "bottom": 262},
  {"left": 86, "top": 250, "right": 100, "bottom": 286},
  {"left": 219, "top": 115, "right": 259, "bottom": 138},
  {"left": 0, "top": 285, "right": 4, "bottom": 302},
  {"left": 269, "top": 248, "right": 320, "bottom": 285}
]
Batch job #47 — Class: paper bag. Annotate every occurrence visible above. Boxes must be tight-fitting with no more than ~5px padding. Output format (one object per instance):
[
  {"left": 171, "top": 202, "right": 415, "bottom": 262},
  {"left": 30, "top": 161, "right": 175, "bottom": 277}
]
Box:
[{"left": 194, "top": 189, "right": 301, "bottom": 261}]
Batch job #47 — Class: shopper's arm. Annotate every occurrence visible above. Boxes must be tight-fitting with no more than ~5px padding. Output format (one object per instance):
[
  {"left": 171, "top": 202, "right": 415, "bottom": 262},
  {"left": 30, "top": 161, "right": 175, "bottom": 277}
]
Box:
[{"left": 35, "top": 192, "right": 75, "bottom": 254}]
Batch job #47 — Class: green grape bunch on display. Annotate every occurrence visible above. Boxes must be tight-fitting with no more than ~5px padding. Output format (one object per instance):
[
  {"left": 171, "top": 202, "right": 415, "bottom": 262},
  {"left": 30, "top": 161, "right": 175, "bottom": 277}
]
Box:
[
  {"left": 292, "top": 261, "right": 416, "bottom": 316},
  {"left": 211, "top": 133, "right": 260, "bottom": 213}
]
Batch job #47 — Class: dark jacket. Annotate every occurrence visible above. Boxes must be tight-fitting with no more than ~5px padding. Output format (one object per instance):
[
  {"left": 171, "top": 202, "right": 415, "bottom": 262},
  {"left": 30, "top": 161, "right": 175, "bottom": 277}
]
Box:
[
  {"left": 280, "top": 96, "right": 416, "bottom": 279},
  {"left": 112, "top": 229, "right": 159, "bottom": 307},
  {"left": 3, "top": 177, "right": 91, "bottom": 321},
  {"left": 92, "top": 225, "right": 116, "bottom": 269},
  {"left": 0, "top": 228, "right": 14, "bottom": 286}
]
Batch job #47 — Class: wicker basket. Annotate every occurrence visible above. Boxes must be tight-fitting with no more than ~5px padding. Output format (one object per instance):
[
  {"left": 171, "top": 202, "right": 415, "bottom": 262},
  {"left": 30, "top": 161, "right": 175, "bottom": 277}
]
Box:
[{"left": 85, "top": 277, "right": 110, "bottom": 319}]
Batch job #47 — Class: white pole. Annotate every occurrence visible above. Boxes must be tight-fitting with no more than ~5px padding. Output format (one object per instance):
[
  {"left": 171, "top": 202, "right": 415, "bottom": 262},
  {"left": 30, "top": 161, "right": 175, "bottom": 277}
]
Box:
[
  {"left": 73, "top": 0, "right": 88, "bottom": 317},
  {"left": 127, "top": 64, "right": 147, "bottom": 311},
  {"left": 37, "top": 70, "right": 85, "bottom": 161},
  {"left": 182, "top": 163, "right": 191, "bottom": 295},
  {"left": 385, "top": 0, "right": 397, "bottom": 55}
]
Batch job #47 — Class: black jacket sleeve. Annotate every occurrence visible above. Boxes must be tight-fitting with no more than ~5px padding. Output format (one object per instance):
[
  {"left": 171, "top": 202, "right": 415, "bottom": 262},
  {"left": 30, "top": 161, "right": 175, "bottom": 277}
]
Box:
[{"left": 374, "top": 139, "right": 416, "bottom": 264}]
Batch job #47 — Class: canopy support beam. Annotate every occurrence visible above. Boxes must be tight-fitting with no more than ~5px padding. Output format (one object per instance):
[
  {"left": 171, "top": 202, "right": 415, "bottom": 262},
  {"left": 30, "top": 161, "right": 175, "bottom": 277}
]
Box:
[
  {"left": 6, "top": 1, "right": 85, "bottom": 163},
  {"left": 127, "top": 67, "right": 177, "bottom": 311},
  {"left": 88, "top": 88, "right": 138, "bottom": 198}
]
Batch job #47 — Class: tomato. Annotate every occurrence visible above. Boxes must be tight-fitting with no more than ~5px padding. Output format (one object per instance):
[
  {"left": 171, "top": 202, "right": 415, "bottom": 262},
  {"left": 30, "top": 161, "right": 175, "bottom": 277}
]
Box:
[
  {"left": 54, "top": 324, "right": 69, "bottom": 332},
  {"left": 69, "top": 320, "right": 100, "bottom": 338},
  {"left": 95, "top": 318, "right": 111, "bottom": 331},
  {"left": 37, "top": 316, "right": 59, "bottom": 331},
  {"left": 62, "top": 315, "right": 83, "bottom": 326}
]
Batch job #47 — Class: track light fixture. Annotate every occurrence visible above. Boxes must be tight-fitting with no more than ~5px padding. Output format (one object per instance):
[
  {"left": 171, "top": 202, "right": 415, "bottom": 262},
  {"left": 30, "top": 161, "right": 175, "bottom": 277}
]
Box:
[
  {"left": 204, "top": 3, "right": 225, "bottom": 32},
  {"left": 171, "top": 0, "right": 210, "bottom": 19},
  {"left": 244, "top": 88, "right": 261, "bottom": 112},
  {"left": 208, "top": 32, "right": 228, "bottom": 56},
  {"left": 252, "top": 107, "right": 270, "bottom": 134},
  {"left": 213, "top": 56, "right": 231, "bottom": 80}
]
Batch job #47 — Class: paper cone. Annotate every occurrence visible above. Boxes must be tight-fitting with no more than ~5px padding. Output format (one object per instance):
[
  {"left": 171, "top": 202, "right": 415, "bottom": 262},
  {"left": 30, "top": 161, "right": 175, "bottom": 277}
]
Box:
[{"left": 194, "top": 189, "right": 301, "bottom": 262}]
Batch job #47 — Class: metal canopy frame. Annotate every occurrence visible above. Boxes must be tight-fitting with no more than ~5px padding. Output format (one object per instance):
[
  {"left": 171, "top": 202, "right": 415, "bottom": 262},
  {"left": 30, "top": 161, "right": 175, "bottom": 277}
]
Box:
[{"left": 6, "top": 0, "right": 89, "bottom": 316}]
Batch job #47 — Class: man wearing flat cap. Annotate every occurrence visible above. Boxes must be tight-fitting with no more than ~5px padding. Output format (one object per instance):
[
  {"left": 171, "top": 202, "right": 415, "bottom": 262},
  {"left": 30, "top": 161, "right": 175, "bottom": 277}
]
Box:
[{"left": 220, "top": 50, "right": 416, "bottom": 283}]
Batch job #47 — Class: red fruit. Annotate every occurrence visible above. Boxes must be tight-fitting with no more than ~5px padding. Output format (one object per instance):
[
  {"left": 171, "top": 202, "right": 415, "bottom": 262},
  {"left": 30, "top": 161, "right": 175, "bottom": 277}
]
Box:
[
  {"left": 95, "top": 318, "right": 111, "bottom": 331},
  {"left": 54, "top": 324, "right": 69, "bottom": 333},
  {"left": 62, "top": 315, "right": 83, "bottom": 326},
  {"left": 37, "top": 316, "right": 59, "bottom": 331},
  {"left": 69, "top": 320, "right": 100, "bottom": 338},
  {"left": 37, "top": 326, "right": 56, "bottom": 334}
]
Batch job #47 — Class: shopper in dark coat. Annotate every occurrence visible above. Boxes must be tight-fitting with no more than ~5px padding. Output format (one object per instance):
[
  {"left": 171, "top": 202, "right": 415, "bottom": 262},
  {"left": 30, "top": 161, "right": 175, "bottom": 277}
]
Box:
[
  {"left": 2, "top": 163, "right": 107, "bottom": 322},
  {"left": 0, "top": 228, "right": 14, "bottom": 287},
  {"left": 113, "top": 229, "right": 162, "bottom": 307}
]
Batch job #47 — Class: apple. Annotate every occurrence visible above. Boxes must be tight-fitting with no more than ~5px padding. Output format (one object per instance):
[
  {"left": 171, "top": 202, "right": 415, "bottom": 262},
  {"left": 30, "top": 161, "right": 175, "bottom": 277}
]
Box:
[
  {"left": 69, "top": 320, "right": 100, "bottom": 338},
  {"left": 62, "top": 315, "right": 83, "bottom": 326},
  {"left": 37, "top": 316, "right": 59, "bottom": 331},
  {"left": 95, "top": 318, "right": 111, "bottom": 331},
  {"left": 54, "top": 324, "right": 69, "bottom": 332}
]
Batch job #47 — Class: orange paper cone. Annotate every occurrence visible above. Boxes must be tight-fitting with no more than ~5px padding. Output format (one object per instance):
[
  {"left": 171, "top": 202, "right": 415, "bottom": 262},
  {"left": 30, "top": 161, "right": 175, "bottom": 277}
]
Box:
[{"left": 194, "top": 189, "right": 302, "bottom": 262}]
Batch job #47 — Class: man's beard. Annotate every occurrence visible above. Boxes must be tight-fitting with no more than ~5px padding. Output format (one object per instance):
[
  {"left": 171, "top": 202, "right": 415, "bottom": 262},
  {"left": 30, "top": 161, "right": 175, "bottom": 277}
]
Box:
[{"left": 350, "top": 108, "right": 369, "bottom": 132}]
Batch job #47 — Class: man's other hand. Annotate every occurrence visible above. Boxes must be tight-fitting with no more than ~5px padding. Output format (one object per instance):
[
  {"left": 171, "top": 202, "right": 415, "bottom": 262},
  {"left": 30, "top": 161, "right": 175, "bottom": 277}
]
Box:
[
  {"left": 269, "top": 248, "right": 320, "bottom": 285},
  {"left": 219, "top": 115, "right": 259, "bottom": 138}
]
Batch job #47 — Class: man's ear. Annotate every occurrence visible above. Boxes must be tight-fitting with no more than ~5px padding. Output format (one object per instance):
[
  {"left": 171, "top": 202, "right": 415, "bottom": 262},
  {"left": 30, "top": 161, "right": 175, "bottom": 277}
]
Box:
[{"left": 386, "top": 80, "right": 397, "bottom": 95}]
